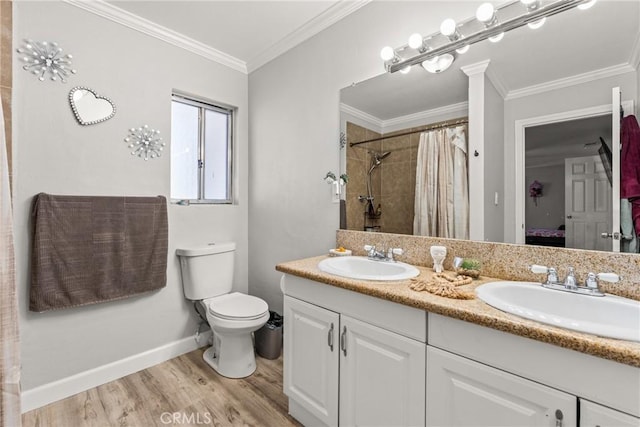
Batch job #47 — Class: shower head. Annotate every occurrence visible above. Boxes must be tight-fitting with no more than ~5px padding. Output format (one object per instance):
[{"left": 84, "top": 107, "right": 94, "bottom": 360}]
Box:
[
  {"left": 367, "top": 151, "right": 392, "bottom": 175},
  {"left": 376, "top": 151, "right": 391, "bottom": 162},
  {"left": 370, "top": 151, "right": 391, "bottom": 165}
]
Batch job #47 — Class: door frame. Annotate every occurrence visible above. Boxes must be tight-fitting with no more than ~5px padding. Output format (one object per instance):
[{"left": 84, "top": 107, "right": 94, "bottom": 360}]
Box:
[{"left": 514, "top": 99, "right": 634, "bottom": 245}]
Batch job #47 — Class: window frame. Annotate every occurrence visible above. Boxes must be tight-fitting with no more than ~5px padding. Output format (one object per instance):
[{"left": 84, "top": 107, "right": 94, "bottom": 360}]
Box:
[{"left": 170, "top": 93, "right": 234, "bottom": 205}]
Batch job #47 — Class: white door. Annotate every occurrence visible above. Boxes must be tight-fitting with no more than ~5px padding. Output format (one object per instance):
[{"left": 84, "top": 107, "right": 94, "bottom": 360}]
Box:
[
  {"left": 426, "top": 346, "right": 576, "bottom": 427},
  {"left": 283, "top": 296, "right": 339, "bottom": 426},
  {"left": 580, "top": 399, "right": 640, "bottom": 427},
  {"left": 339, "top": 314, "right": 425, "bottom": 427},
  {"left": 565, "top": 155, "right": 612, "bottom": 251}
]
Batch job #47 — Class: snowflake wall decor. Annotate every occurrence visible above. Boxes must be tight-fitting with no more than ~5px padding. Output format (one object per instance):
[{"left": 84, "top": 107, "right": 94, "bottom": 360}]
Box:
[
  {"left": 124, "top": 125, "right": 166, "bottom": 161},
  {"left": 16, "top": 39, "right": 77, "bottom": 83}
]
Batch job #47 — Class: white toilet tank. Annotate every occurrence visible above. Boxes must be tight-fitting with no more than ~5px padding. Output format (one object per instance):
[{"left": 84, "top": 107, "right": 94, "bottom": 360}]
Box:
[{"left": 176, "top": 242, "right": 236, "bottom": 300}]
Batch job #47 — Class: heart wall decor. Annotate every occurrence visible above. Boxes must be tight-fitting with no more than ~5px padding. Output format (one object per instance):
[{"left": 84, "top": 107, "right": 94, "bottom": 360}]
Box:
[{"left": 69, "top": 86, "right": 116, "bottom": 125}]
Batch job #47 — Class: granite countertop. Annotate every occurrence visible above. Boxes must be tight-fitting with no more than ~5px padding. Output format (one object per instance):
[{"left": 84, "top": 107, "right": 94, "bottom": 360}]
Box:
[{"left": 276, "top": 255, "right": 640, "bottom": 368}]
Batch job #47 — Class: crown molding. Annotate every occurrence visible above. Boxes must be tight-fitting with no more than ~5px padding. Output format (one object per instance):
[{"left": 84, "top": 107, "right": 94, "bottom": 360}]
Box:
[
  {"left": 247, "top": 0, "right": 371, "bottom": 73},
  {"left": 460, "top": 60, "right": 491, "bottom": 77},
  {"left": 381, "top": 101, "right": 469, "bottom": 131},
  {"left": 340, "top": 103, "right": 384, "bottom": 131},
  {"left": 62, "top": 0, "right": 247, "bottom": 74},
  {"left": 506, "top": 63, "right": 635, "bottom": 100},
  {"left": 630, "top": 31, "right": 640, "bottom": 70},
  {"left": 484, "top": 67, "right": 508, "bottom": 99}
]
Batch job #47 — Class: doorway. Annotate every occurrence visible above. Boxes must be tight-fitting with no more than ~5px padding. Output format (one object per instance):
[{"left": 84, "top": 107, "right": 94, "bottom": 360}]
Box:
[{"left": 524, "top": 115, "right": 611, "bottom": 250}]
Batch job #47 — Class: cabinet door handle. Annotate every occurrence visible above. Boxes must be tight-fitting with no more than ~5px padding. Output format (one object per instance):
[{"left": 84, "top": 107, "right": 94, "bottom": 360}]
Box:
[
  {"left": 555, "top": 409, "right": 563, "bottom": 427},
  {"left": 328, "top": 323, "right": 334, "bottom": 352},
  {"left": 340, "top": 326, "right": 347, "bottom": 356}
]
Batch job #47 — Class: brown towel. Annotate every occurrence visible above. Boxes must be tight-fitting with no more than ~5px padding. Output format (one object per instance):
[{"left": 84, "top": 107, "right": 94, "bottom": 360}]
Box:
[{"left": 30, "top": 193, "right": 168, "bottom": 312}]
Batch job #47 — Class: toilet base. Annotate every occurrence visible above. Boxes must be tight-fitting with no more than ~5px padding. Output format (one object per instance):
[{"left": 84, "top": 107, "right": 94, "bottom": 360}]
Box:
[{"left": 202, "top": 333, "right": 257, "bottom": 379}]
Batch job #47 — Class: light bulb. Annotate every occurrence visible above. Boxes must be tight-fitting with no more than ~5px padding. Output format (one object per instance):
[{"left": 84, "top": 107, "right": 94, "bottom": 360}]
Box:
[
  {"left": 577, "top": 0, "right": 596, "bottom": 10},
  {"left": 456, "top": 45, "right": 470, "bottom": 54},
  {"left": 489, "top": 32, "right": 504, "bottom": 43},
  {"left": 528, "top": 17, "right": 546, "bottom": 29},
  {"left": 520, "top": 0, "right": 538, "bottom": 6},
  {"left": 408, "top": 33, "right": 423, "bottom": 50},
  {"left": 399, "top": 66, "right": 411, "bottom": 74},
  {"left": 440, "top": 19, "right": 457, "bottom": 37},
  {"left": 476, "top": 3, "right": 495, "bottom": 23},
  {"left": 380, "top": 46, "right": 395, "bottom": 61}
]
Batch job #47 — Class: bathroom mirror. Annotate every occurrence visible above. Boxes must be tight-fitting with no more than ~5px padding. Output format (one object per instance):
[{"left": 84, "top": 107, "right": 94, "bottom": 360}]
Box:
[
  {"left": 69, "top": 86, "right": 116, "bottom": 125},
  {"left": 339, "top": 1, "right": 639, "bottom": 252}
]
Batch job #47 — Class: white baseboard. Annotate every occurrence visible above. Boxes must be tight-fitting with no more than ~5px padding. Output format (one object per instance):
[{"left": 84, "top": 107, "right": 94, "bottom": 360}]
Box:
[{"left": 21, "top": 331, "right": 212, "bottom": 413}]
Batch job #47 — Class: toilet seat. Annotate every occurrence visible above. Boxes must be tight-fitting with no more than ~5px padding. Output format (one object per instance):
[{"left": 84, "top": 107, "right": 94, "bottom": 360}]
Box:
[{"left": 205, "top": 292, "right": 268, "bottom": 320}]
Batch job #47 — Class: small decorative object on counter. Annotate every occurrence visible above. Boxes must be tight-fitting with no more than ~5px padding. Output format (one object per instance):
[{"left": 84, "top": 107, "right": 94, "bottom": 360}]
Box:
[
  {"left": 430, "top": 245, "right": 447, "bottom": 273},
  {"left": 409, "top": 273, "right": 474, "bottom": 300},
  {"left": 456, "top": 258, "right": 481, "bottom": 278},
  {"left": 329, "top": 247, "right": 352, "bottom": 257}
]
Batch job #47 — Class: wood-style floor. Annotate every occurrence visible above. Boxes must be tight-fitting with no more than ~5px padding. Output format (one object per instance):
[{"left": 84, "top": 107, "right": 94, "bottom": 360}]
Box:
[{"left": 22, "top": 348, "right": 301, "bottom": 427}]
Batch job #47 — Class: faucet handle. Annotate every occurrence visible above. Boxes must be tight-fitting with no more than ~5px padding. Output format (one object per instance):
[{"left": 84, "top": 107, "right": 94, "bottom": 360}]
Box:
[
  {"left": 364, "top": 245, "right": 375, "bottom": 251},
  {"left": 529, "top": 264, "right": 549, "bottom": 274},
  {"left": 391, "top": 248, "right": 404, "bottom": 256},
  {"left": 529, "top": 265, "right": 559, "bottom": 284},
  {"left": 597, "top": 272, "right": 620, "bottom": 283}
]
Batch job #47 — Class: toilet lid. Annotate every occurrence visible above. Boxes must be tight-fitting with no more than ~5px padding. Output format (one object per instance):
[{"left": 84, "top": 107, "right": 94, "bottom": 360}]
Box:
[{"left": 206, "top": 292, "right": 268, "bottom": 320}]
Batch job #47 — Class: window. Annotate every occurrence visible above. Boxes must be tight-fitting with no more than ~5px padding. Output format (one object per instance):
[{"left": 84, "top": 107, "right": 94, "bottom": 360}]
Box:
[{"left": 171, "top": 94, "right": 234, "bottom": 204}]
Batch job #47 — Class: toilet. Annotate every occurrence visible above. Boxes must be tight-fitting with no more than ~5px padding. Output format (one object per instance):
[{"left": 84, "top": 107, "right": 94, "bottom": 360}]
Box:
[{"left": 176, "top": 242, "right": 269, "bottom": 378}]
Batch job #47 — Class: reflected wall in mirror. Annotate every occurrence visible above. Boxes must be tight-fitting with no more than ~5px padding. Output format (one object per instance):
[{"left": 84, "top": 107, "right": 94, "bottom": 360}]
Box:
[
  {"left": 339, "top": 0, "right": 639, "bottom": 254},
  {"left": 69, "top": 86, "right": 116, "bottom": 126}
]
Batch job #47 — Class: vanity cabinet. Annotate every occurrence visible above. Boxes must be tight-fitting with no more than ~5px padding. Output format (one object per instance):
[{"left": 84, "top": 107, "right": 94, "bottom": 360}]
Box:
[
  {"left": 283, "top": 296, "right": 339, "bottom": 426},
  {"left": 284, "top": 295, "right": 425, "bottom": 427},
  {"left": 427, "top": 346, "right": 576, "bottom": 426},
  {"left": 282, "top": 274, "right": 427, "bottom": 427},
  {"left": 281, "top": 273, "right": 639, "bottom": 427},
  {"left": 580, "top": 401, "right": 640, "bottom": 427}
]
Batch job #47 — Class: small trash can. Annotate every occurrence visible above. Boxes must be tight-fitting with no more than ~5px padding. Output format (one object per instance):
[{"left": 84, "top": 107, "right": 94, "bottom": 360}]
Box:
[{"left": 255, "top": 311, "right": 283, "bottom": 360}]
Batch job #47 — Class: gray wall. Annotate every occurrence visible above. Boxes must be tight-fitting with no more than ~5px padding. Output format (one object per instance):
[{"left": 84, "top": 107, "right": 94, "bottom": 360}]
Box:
[
  {"left": 525, "top": 164, "right": 565, "bottom": 229},
  {"left": 483, "top": 75, "right": 505, "bottom": 242},
  {"left": 14, "top": 2, "right": 248, "bottom": 390},
  {"left": 248, "top": 1, "right": 473, "bottom": 314},
  {"left": 502, "top": 72, "right": 638, "bottom": 243}
]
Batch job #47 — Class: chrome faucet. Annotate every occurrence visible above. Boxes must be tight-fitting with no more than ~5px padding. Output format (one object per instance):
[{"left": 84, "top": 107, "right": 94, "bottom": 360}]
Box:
[
  {"left": 529, "top": 265, "right": 619, "bottom": 297},
  {"left": 364, "top": 245, "right": 387, "bottom": 260},
  {"left": 364, "top": 245, "right": 403, "bottom": 262},
  {"left": 563, "top": 267, "right": 578, "bottom": 290}
]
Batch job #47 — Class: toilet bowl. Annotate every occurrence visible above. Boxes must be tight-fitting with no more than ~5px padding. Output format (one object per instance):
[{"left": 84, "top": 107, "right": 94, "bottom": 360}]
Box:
[
  {"left": 201, "top": 292, "right": 269, "bottom": 378},
  {"left": 176, "top": 243, "right": 270, "bottom": 379}
]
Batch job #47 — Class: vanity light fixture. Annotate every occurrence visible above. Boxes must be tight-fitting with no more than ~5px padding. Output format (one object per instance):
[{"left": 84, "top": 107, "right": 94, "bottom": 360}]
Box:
[
  {"left": 440, "top": 19, "right": 470, "bottom": 54},
  {"left": 383, "top": 0, "right": 597, "bottom": 74},
  {"left": 476, "top": 3, "right": 504, "bottom": 43},
  {"left": 521, "top": 0, "right": 547, "bottom": 29}
]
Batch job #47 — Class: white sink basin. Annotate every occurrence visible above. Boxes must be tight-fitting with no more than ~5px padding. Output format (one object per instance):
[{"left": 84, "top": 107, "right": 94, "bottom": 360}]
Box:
[
  {"left": 476, "top": 281, "right": 640, "bottom": 342},
  {"left": 318, "top": 256, "right": 420, "bottom": 281}
]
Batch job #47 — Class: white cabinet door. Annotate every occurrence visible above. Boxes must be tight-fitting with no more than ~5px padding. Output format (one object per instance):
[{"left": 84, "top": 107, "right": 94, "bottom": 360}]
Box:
[
  {"left": 581, "top": 400, "right": 640, "bottom": 427},
  {"left": 339, "top": 314, "right": 425, "bottom": 427},
  {"left": 284, "top": 296, "right": 339, "bottom": 426},
  {"left": 427, "top": 346, "right": 576, "bottom": 427}
]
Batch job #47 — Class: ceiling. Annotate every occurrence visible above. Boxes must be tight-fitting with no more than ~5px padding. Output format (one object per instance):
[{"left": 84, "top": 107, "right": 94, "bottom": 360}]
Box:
[{"left": 106, "top": 0, "right": 367, "bottom": 72}]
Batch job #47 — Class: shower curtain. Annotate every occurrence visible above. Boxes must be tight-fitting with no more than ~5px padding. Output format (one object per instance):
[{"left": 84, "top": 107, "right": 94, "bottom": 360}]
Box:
[
  {"left": 413, "top": 125, "right": 469, "bottom": 239},
  {"left": 0, "top": 96, "right": 21, "bottom": 424}
]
